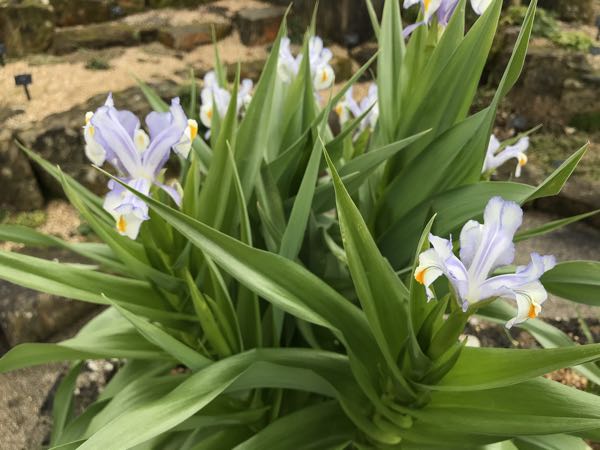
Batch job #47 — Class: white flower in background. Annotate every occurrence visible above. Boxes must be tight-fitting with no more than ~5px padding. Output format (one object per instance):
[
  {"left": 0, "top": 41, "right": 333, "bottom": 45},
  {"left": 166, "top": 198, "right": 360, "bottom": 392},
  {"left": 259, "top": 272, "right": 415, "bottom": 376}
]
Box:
[
  {"left": 335, "top": 84, "right": 379, "bottom": 133},
  {"left": 482, "top": 135, "right": 530, "bottom": 178},
  {"left": 199, "top": 71, "right": 254, "bottom": 133},
  {"left": 278, "top": 36, "right": 335, "bottom": 91},
  {"left": 415, "top": 197, "right": 556, "bottom": 328},
  {"left": 470, "top": 0, "right": 493, "bottom": 15}
]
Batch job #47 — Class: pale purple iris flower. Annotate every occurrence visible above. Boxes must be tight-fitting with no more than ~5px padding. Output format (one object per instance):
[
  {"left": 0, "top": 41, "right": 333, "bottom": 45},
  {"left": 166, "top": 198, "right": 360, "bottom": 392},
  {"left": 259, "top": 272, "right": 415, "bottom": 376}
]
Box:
[
  {"left": 278, "top": 36, "right": 335, "bottom": 91},
  {"left": 403, "top": 0, "right": 492, "bottom": 37},
  {"left": 482, "top": 135, "right": 530, "bottom": 178},
  {"left": 415, "top": 197, "right": 556, "bottom": 328},
  {"left": 335, "top": 84, "right": 379, "bottom": 133},
  {"left": 83, "top": 94, "right": 197, "bottom": 239}
]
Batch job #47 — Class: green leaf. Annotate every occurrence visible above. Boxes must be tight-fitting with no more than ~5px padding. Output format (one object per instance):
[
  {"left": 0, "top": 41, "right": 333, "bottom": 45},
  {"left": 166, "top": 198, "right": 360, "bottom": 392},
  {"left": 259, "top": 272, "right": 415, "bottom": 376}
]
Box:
[
  {"left": 108, "top": 298, "right": 212, "bottom": 371},
  {"left": 435, "top": 344, "right": 600, "bottom": 391},
  {"left": 0, "top": 224, "right": 128, "bottom": 273},
  {"left": 59, "top": 170, "right": 183, "bottom": 293},
  {"left": 527, "top": 144, "right": 588, "bottom": 202},
  {"left": 0, "top": 330, "right": 172, "bottom": 372},
  {"left": 379, "top": 181, "right": 535, "bottom": 268},
  {"left": 541, "top": 261, "right": 600, "bottom": 306},
  {"left": 235, "top": 19, "right": 287, "bottom": 198},
  {"left": 279, "top": 126, "right": 325, "bottom": 260},
  {"left": 477, "top": 301, "right": 600, "bottom": 386},
  {"left": 514, "top": 434, "right": 591, "bottom": 450},
  {"left": 184, "top": 271, "right": 233, "bottom": 358},
  {"left": 313, "top": 130, "right": 431, "bottom": 213},
  {"left": 51, "top": 362, "right": 83, "bottom": 446},
  {"left": 515, "top": 210, "right": 600, "bottom": 242},
  {"left": 422, "top": 377, "right": 600, "bottom": 436},
  {"left": 136, "top": 77, "right": 169, "bottom": 112},
  {"left": 197, "top": 67, "right": 240, "bottom": 233},
  {"left": 187, "top": 68, "right": 197, "bottom": 119},
  {"left": 85, "top": 374, "right": 187, "bottom": 439},
  {"left": 0, "top": 249, "right": 166, "bottom": 310},
  {"left": 377, "top": 0, "right": 405, "bottom": 141},
  {"left": 324, "top": 148, "right": 416, "bottom": 400},
  {"left": 364, "top": 0, "right": 380, "bottom": 38},
  {"left": 234, "top": 402, "right": 354, "bottom": 450}
]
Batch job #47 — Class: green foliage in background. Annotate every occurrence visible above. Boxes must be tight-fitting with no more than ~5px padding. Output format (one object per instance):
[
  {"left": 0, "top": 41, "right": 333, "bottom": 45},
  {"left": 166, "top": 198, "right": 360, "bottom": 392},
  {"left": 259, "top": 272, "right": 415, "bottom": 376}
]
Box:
[{"left": 503, "top": 6, "right": 595, "bottom": 52}]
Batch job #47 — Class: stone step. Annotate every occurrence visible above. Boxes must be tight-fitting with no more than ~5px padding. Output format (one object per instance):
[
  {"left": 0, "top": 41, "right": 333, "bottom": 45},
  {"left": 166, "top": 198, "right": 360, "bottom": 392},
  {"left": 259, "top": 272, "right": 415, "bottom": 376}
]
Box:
[
  {"left": 158, "top": 21, "right": 231, "bottom": 51},
  {"left": 236, "top": 5, "right": 287, "bottom": 46}
]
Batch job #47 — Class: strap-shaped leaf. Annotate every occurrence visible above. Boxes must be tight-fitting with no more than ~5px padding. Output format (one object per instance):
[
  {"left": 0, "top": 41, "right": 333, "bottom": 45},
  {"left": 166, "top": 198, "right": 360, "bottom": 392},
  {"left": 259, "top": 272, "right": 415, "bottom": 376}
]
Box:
[
  {"left": 421, "top": 377, "right": 600, "bottom": 436},
  {"left": 109, "top": 298, "right": 212, "bottom": 371},
  {"left": 514, "top": 434, "right": 590, "bottom": 450},
  {"left": 77, "top": 349, "right": 404, "bottom": 449},
  {"left": 51, "top": 362, "right": 83, "bottom": 446},
  {"left": 434, "top": 344, "right": 600, "bottom": 391},
  {"left": 541, "top": 261, "right": 600, "bottom": 306},
  {"left": 0, "top": 225, "right": 127, "bottom": 272},
  {"left": 0, "top": 330, "right": 172, "bottom": 372},
  {"left": 515, "top": 209, "right": 600, "bottom": 242},
  {"left": 324, "top": 148, "right": 417, "bottom": 400},
  {"left": 477, "top": 301, "right": 600, "bottom": 385},
  {"left": 234, "top": 402, "right": 353, "bottom": 450},
  {"left": 0, "top": 249, "right": 165, "bottom": 310}
]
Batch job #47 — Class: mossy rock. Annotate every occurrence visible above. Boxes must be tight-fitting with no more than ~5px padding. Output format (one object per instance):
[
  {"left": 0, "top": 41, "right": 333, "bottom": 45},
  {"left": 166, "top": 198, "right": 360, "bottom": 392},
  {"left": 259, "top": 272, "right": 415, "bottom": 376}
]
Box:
[
  {"left": 538, "top": 0, "right": 595, "bottom": 24},
  {"left": 52, "top": 22, "right": 138, "bottom": 54},
  {"left": 570, "top": 111, "right": 600, "bottom": 133},
  {"left": 0, "top": 0, "right": 55, "bottom": 57},
  {"left": 49, "top": 0, "right": 113, "bottom": 27}
]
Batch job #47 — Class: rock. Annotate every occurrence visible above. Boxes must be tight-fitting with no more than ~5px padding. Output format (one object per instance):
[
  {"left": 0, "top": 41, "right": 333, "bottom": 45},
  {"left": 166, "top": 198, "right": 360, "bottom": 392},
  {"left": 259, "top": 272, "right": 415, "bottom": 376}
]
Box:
[
  {"left": 49, "top": 0, "right": 113, "bottom": 26},
  {"left": 0, "top": 106, "right": 25, "bottom": 125},
  {"left": 52, "top": 21, "right": 139, "bottom": 54},
  {"left": 331, "top": 49, "right": 354, "bottom": 82},
  {"left": 489, "top": 32, "right": 599, "bottom": 132},
  {"left": 224, "top": 57, "right": 268, "bottom": 81},
  {"left": 236, "top": 6, "right": 286, "bottom": 46},
  {"left": 0, "top": 129, "right": 44, "bottom": 212},
  {"left": 158, "top": 20, "right": 231, "bottom": 51},
  {"left": 0, "top": 249, "right": 99, "bottom": 348},
  {"left": 120, "top": 9, "right": 172, "bottom": 42},
  {"left": 538, "top": 0, "right": 595, "bottom": 24},
  {"left": 351, "top": 41, "right": 378, "bottom": 78},
  {"left": 0, "top": 0, "right": 55, "bottom": 57},
  {"left": 115, "top": 0, "right": 145, "bottom": 14},
  {"left": 0, "top": 363, "right": 65, "bottom": 450},
  {"left": 266, "top": 0, "right": 383, "bottom": 46},
  {"left": 15, "top": 82, "right": 180, "bottom": 198}
]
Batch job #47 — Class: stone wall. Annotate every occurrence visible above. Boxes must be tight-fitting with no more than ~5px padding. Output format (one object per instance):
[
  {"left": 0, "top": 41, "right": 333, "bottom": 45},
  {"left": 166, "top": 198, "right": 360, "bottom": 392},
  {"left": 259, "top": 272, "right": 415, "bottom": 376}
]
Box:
[{"left": 0, "top": 0, "right": 218, "bottom": 57}]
